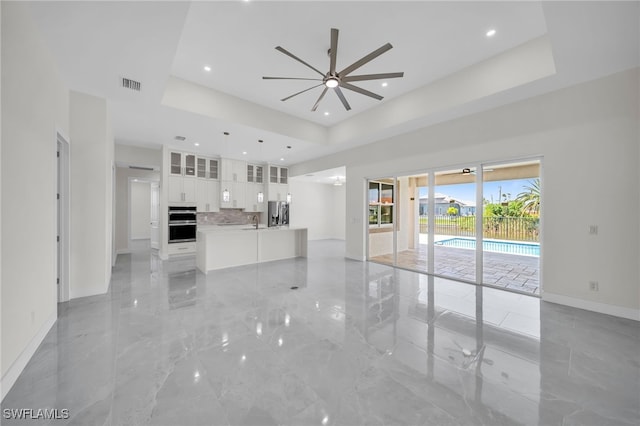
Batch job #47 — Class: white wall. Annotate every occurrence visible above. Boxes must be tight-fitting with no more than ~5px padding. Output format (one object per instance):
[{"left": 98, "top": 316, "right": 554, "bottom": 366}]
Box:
[
  {"left": 69, "top": 91, "right": 114, "bottom": 299},
  {"left": 290, "top": 180, "right": 345, "bottom": 240},
  {"left": 1, "top": 1, "right": 69, "bottom": 397},
  {"left": 115, "top": 167, "right": 159, "bottom": 252},
  {"left": 292, "top": 68, "right": 640, "bottom": 319},
  {"left": 115, "top": 143, "right": 161, "bottom": 169},
  {"left": 130, "top": 181, "right": 151, "bottom": 239}
]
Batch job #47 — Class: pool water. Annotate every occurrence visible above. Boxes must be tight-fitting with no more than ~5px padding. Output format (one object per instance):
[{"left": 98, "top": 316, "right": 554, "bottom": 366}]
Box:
[{"left": 435, "top": 238, "right": 540, "bottom": 256}]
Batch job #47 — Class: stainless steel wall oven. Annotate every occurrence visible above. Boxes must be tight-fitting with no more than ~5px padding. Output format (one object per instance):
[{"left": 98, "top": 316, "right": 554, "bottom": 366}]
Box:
[{"left": 168, "top": 206, "right": 197, "bottom": 243}]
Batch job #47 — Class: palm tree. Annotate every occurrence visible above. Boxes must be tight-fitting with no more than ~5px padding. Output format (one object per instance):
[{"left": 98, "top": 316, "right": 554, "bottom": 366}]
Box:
[{"left": 515, "top": 178, "right": 540, "bottom": 215}]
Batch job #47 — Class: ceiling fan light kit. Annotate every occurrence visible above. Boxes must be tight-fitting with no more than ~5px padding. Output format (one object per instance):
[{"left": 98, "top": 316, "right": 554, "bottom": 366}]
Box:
[{"left": 263, "top": 28, "right": 404, "bottom": 112}]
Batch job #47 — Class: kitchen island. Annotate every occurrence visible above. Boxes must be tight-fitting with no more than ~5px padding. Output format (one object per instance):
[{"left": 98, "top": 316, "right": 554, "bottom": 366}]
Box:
[{"left": 196, "top": 225, "right": 308, "bottom": 273}]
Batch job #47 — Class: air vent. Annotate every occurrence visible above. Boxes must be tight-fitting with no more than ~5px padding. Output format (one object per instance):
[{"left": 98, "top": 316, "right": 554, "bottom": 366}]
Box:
[
  {"left": 174, "top": 136, "right": 186, "bottom": 141},
  {"left": 129, "top": 166, "right": 154, "bottom": 171},
  {"left": 121, "top": 77, "right": 141, "bottom": 91}
]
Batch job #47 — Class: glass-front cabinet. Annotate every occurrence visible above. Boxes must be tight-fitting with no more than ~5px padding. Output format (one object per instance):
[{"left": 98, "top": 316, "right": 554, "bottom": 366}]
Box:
[
  {"left": 170, "top": 152, "right": 196, "bottom": 176},
  {"left": 247, "top": 164, "right": 264, "bottom": 183}
]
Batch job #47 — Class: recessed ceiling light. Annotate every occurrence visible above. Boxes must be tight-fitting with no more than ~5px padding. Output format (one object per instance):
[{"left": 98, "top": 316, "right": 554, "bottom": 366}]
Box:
[
  {"left": 324, "top": 112, "right": 329, "bottom": 116},
  {"left": 280, "top": 158, "right": 284, "bottom": 161},
  {"left": 242, "top": 151, "right": 247, "bottom": 155},
  {"left": 381, "top": 82, "right": 388, "bottom": 87},
  {"left": 486, "top": 29, "right": 496, "bottom": 37},
  {"left": 204, "top": 65, "right": 211, "bottom": 72},
  {"left": 194, "top": 143, "right": 199, "bottom": 146}
]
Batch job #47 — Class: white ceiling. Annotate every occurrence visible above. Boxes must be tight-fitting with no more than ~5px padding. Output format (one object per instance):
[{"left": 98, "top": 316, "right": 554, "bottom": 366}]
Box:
[
  {"left": 26, "top": 1, "right": 639, "bottom": 176},
  {"left": 290, "top": 166, "right": 346, "bottom": 185}
]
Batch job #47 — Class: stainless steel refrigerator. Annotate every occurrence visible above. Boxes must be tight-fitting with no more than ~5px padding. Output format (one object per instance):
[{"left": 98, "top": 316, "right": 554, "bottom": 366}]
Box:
[{"left": 268, "top": 201, "right": 289, "bottom": 227}]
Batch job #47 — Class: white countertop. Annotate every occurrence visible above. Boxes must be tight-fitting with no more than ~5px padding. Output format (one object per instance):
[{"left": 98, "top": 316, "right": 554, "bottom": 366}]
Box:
[{"left": 197, "top": 224, "right": 304, "bottom": 233}]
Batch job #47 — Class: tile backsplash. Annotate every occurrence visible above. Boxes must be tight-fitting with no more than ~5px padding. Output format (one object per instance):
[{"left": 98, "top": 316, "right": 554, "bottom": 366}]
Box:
[{"left": 197, "top": 209, "right": 262, "bottom": 225}]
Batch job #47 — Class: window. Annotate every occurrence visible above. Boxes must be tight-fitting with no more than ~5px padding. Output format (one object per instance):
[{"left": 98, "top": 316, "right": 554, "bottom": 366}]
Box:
[{"left": 369, "top": 180, "right": 394, "bottom": 227}]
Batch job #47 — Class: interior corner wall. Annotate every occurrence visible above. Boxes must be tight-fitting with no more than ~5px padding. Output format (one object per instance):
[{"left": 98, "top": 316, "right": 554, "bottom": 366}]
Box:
[
  {"left": 1, "top": 1, "right": 69, "bottom": 397},
  {"left": 115, "top": 167, "right": 160, "bottom": 253},
  {"left": 114, "top": 143, "right": 162, "bottom": 168},
  {"left": 333, "top": 183, "right": 346, "bottom": 240},
  {"left": 69, "top": 91, "right": 113, "bottom": 299},
  {"left": 290, "top": 180, "right": 345, "bottom": 240},
  {"left": 298, "top": 68, "right": 640, "bottom": 318}
]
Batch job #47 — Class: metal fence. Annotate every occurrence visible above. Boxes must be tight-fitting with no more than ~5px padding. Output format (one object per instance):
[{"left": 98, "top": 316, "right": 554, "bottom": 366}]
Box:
[{"left": 419, "top": 215, "right": 539, "bottom": 242}]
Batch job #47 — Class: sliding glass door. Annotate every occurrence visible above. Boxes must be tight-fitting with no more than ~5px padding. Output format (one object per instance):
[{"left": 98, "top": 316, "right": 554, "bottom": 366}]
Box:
[
  {"left": 367, "top": 159, "right": 542, "bottom": 295},
  {"left": 482, "top": 161, "right": 541, "bottom": 295},
  {"left": 433, "top": 168, "right": 477, "bottom": 283}
]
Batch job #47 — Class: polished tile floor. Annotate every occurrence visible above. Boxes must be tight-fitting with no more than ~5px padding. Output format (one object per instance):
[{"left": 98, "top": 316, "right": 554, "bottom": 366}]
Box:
[{"left": 2, "top": 240, "right": 638, "bottom": 425}]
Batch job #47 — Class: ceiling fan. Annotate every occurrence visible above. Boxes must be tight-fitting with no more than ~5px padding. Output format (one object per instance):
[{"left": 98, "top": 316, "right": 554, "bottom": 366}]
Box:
[{"left": 263, "top": 28, "right": 404, "bottom": 112}]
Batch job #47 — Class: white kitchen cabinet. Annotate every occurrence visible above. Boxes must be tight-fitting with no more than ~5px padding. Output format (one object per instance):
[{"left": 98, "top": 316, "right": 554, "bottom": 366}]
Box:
[
  {"left": 220, "top": 181, "right": 246, "bottom": 209},
  {"left": 197, "top": 179, "right": 220, "bottom": 212},
  {"left": 170, "top": 151, "right": 196, "bottom": 177},
  {"left": 267, "top": 165, "right": 289, "bottom": 201},
  {"left": 247, "top": 164, "right": 264, "bottom": 183},
  {"left": 168, "top": 151, "right": 197, "bottom": 204},
  {"left": 268, "top": 183, "right": 289, "bottom": 202},
  {"left": 168, "top": 175, "right": 196, "bottom": 203},
  {"left": 197, "top": 157, "right": 219, "bottom": 180},
  {"left": 221, "top": 158, "right": 247, "bottom": 182},
  {"left": 268, "top": 166, "right": 288, "bottom": 184},
  {"left": 196, "top": 156, "right": 220, "bottom": 212},
  {"left": 245, "top": 182, "right": 265, "bottom": 212}
]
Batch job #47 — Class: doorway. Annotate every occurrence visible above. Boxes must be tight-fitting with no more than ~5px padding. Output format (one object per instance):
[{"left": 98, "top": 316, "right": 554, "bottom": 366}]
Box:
[
  {"left": 128, "top": 178, "right": 160, "bottom": 251},
  {"left": 57, "top": 133, "right": 70, "bottom": 304}
]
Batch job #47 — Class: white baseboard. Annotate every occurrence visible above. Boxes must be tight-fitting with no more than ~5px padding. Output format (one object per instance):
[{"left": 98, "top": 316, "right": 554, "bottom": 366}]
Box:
[
  {"left": 1, "top": 311, "right": 57, "bottom": 401},
  {"left": 542, "top": 292, "right": 640, "bottom": 321}
]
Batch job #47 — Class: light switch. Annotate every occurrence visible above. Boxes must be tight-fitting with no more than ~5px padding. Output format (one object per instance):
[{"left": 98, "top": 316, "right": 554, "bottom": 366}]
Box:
[{"left": 589, "top": 225, "right": 598, "bottom": 235}]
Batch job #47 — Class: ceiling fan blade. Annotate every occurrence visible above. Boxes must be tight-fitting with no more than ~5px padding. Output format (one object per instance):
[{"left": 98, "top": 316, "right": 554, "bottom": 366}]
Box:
[
  {"left": 263, "top": 77, "right": 322, "bottom": 81},
  {"left": 340, "top": 82, "right": 383, "bottom": 101},
  {"left": 339, "top": 43, "right": 393, "bottom": 76},
  {"left": 334, "top": 87, "right": 351, "bottom": 111},
  {"left": 329, "top": 28, "right": 339, "bottom": 74},
  {"left": 342, "top": 72, "right": 404, "bottom": 82},
  {"left": 281, "top": 84, "right": 323, "bottom": 102},
  {"left": 275, "top": 46, "right": 325, "bottom": 77},
  {"left": 311, "top": 87, "right": 329, "bottom": 111}
]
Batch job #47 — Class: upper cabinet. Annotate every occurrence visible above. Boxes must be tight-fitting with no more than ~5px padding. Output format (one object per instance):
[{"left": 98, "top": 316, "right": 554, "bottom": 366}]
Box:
[
  {"left": 169, "top": 151, "right": 196, "bottom": 177},
  {"left": 267, "top": 165, "right": 289, "bottom": 201},
  {"left": 247, "top": 164, "right": 264, "bottom": 183},
  {"left": 168, "top": 151, "right": 196, "bottom": 204},
  {"left": 196, "top": 157, "right": 219, "bottom": 180},
  {"left": 196, "top": 156, "right": 220, "bottom": 212},
  {"left": 269, "top": 166, "right": 288, "bottom": 184},
  {"left": 221, "top": 158, "right": 247, "bottom": 183}
]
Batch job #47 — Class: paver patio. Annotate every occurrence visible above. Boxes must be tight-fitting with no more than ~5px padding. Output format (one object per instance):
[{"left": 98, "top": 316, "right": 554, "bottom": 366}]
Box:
[{"left": 370, "top": 243, "right": 540, "bottom": 295}]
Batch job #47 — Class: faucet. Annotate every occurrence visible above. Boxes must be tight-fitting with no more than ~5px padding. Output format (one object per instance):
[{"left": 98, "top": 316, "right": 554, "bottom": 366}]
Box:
[{"left": 252, "top": 215, "right": 259, "bottom": 230}]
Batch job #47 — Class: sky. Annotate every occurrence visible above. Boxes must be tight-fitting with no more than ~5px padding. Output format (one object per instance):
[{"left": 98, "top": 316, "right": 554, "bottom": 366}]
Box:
[{"left": 418, "top": 178, "right": 536, "bottom": 205}]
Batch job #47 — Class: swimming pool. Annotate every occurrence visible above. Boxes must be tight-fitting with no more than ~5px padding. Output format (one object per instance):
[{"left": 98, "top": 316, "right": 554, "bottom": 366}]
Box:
[{"left": 435, "top": 238, "right": 540, "bottom": 256}]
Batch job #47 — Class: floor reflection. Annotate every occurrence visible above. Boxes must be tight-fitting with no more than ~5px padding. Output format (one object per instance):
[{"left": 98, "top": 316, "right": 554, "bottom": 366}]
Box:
[
  {"left": 168, "top": 269, "right": 197, "bottom": 309},
  {"left": 1, "top": 241, "right": 637, "bottom": 426}
]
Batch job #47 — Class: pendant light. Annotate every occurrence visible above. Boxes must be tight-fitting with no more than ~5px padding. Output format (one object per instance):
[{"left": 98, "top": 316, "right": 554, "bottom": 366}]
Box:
[
  {"left": 257, "top": 139, "right": 264, "bottom": 203},
  {"left": 222, "top": 132, "right": 230, "bottom": 202}
]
